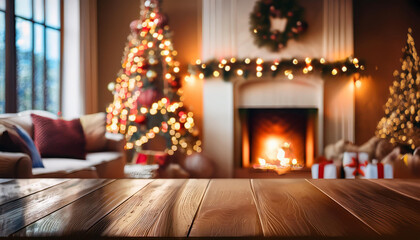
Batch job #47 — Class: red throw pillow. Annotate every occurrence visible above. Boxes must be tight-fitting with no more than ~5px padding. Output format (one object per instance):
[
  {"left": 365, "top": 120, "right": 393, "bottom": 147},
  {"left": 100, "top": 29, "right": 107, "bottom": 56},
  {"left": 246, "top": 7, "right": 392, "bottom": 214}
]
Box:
[{"left": 31, "top": 114, "right": 86, "bottom": 159}]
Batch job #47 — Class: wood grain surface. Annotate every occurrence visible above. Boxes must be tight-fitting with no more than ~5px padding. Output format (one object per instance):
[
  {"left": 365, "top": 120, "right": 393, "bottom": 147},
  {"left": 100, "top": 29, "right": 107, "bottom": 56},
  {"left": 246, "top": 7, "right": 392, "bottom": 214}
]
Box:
[
  {"left": 1, "top": 178, "right": 420, "bottom": 238},
  {"left": 370, "top": 179, "right": 420, "bottom": 201},
  {"left": 148, "top": 179, "right": 210, "bottom": 237},
  {"left": 189, "top": 179, "right": 263, "bottom": 237},
  {"left": 87, "top": 179, "right": 187, "bottom": 237},
  {"left": 0, "top": 179, "right": 112, "bottom": 236},
  {"left": 309, "top": 179, "right": 420, "bottom": 236},
  {"left": 13, "top": 179, "right": 153, "bottom": 237},
  {"left": 251, "top": 179, "right": 376, "bottom": 237},
  {"left": 0, "top": 179, "right": 69, "bottom": 206}
]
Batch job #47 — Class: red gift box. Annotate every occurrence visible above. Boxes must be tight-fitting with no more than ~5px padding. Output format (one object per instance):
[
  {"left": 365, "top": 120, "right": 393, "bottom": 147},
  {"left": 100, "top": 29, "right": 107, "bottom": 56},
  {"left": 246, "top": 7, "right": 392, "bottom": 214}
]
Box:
[{"left": 133, "top": 150, "right": 167, "bottom": 166}]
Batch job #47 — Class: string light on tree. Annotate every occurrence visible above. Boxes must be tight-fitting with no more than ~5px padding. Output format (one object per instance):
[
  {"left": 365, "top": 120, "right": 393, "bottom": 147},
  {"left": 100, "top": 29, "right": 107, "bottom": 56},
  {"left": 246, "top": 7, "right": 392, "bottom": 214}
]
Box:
[
  {"left": 106, "top": 0, "right": 200, "bottom": 156},
  {"left": 376, "top": 28, "right": 420, "bottom": 150}
]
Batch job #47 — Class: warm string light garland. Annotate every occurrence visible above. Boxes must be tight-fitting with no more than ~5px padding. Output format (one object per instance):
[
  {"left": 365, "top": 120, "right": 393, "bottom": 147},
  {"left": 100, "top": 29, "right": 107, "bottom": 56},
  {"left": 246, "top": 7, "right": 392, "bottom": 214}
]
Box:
[
  {"left": 187, "top": 56, "right": 365, "bottom": 81},
  {"left": 106, "top": 0, "right": 201, "bottom": 156}
]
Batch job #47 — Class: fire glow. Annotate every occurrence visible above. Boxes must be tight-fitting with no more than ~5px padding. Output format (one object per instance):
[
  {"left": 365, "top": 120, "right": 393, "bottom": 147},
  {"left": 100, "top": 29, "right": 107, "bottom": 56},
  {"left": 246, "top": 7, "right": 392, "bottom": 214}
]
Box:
[{"left": 253, "top": 138, "right": 302, "bottom": 172}]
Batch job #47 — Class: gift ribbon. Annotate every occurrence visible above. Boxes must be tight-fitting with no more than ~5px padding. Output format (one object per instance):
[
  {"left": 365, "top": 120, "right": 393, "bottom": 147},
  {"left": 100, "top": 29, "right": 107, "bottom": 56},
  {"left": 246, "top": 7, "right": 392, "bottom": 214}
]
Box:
[
  {"left": 345, "top": 155, "right": 367, "bottom": 177},
  {"left": 318, "top": 160, "right": 333, "bottom": 178},
  {"left": 377, "top": 162, "right": 384, "bottom": 178},
  {"left": 358, "top": 160, "right": 368, "bottom": 177},
  {"left": 344, "top": 157, "right": 358, "bottom": 176}
]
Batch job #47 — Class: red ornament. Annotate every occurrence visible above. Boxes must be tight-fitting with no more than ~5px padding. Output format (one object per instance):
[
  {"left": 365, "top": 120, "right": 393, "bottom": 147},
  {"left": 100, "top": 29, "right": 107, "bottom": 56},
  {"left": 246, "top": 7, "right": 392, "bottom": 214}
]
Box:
[
  {"left": 170, "top": 81, "right": 179, "bottom": 88},
  {"left": 135, "top": 115, "right": 146, "bottom": 124},
  {"left": 137, "top": 88, "right": 158, "bottom": 107},
  {"left": 269, "top": 6, "right": 275, "bottom": 13},
  {"left": 161, "top": 122, "right": 168, "bottom": 132}
]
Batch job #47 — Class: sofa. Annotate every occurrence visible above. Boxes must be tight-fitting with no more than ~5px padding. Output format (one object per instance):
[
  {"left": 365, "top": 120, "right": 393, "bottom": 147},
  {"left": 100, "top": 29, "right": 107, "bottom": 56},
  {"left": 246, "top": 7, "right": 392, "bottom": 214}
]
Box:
[{"left": 0, "top": 110, "right": 126, "bottom": 178}]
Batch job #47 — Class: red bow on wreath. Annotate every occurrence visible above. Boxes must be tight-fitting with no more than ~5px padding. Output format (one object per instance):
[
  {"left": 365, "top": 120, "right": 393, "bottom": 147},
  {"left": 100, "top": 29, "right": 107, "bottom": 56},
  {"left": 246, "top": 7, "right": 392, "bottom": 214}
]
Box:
[{"left": 345, "top": 156, "right": 368, "bottom": 177}]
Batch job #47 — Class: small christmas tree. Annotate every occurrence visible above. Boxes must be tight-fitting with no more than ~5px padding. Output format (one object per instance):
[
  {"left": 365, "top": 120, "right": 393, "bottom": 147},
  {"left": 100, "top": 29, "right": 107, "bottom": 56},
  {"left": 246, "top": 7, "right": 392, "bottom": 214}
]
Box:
[
  {"left": 376, "top": 28, "right": 420, "bottom": 150},
  {"left": 106, "top": 0, "right": 201, "bottom": 156}
]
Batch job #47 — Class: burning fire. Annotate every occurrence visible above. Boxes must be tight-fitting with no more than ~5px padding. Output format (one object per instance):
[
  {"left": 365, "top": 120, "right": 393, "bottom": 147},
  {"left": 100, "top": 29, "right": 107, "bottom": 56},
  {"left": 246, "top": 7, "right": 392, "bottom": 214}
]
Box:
[
  {"left": 253, "top": 139, "right": 302, "bottom": 172},
  {"left": 258, "top": 158, "right": 266, "bottom": 166}
]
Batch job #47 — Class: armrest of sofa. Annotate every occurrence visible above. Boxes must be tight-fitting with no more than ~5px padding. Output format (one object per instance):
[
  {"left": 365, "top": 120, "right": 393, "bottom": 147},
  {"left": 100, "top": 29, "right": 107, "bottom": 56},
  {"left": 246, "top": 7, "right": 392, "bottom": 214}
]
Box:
[
  {"left": 105, "top": 134, "right": 127, "bottom": 166},
  {"left": 105, "top": 134, "right": 125, "bottom": 152},
  {"left": 0, "top": 152, "right": 32, "bottom": 178}
]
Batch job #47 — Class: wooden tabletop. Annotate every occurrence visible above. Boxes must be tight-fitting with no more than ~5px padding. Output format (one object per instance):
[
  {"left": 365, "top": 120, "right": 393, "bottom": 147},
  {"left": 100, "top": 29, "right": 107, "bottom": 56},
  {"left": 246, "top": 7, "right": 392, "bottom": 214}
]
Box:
[{"left": 1, "top": 178, "right": 420, "bottom": 238}]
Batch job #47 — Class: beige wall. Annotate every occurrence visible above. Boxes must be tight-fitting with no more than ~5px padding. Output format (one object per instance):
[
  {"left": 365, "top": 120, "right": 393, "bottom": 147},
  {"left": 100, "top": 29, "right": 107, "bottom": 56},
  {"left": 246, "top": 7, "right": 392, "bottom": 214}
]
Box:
[
  {"left": 97, "top": 0, "right": 139, "bottom": 112},
  {"left": 97, "top": 0, "right": 203, "bottom": 131}
]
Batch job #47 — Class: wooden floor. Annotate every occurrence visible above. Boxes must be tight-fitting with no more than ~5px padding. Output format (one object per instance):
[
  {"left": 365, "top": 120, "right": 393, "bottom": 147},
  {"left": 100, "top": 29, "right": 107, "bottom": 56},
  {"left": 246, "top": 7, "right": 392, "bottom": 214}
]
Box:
[{"left": 1, "top": 178, "right": 420, "bottom": 238}]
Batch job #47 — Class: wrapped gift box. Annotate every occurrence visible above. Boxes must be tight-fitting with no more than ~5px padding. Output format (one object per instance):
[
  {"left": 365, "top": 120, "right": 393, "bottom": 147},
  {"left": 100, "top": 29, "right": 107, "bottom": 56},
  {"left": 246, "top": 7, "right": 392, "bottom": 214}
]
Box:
[
  {"left": 132, "top": 150, "right": 167, "bottom": 166},
  {"left": 343, "top": 152, "right": 369, "bottom": 179},
  {"left": 311, "top": 160, "right": 337, "bottom": 179},
  {"left": 361, "top": 160, "right": 393, "bottom": 179}
]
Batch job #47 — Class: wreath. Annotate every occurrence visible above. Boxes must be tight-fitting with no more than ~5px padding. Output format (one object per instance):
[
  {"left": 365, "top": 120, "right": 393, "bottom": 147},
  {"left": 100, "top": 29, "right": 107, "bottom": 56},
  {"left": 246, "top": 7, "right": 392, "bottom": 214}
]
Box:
[{"left": 250, "top": 0, "right": 308, "bottom": 52}]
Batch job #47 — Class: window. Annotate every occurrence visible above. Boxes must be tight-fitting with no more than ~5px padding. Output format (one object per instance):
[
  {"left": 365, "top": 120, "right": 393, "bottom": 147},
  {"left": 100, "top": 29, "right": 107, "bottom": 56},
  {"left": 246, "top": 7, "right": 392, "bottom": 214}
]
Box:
[
  {"left": 0, "top": 0, "right": 6, "bottom": 113},
  {"left": 1, "top": 0, "right": 61, "bottom": 114}
]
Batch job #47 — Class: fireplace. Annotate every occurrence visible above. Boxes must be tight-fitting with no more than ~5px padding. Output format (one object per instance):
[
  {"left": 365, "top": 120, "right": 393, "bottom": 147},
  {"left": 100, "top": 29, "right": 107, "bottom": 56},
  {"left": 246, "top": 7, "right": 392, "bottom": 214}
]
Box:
[
  {"left": 198, "top": 0, "right": 355, "bottom": 177},
  {"left": 240, "top": 108, "right": 317, "bottom": 174}
]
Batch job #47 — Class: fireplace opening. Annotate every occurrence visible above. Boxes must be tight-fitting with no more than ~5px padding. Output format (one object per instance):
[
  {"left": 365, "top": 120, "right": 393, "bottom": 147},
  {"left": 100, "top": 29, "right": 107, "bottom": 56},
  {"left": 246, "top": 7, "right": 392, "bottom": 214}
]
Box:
[{"left": 239, "top": 108, "right": 318, "bottom": 174}]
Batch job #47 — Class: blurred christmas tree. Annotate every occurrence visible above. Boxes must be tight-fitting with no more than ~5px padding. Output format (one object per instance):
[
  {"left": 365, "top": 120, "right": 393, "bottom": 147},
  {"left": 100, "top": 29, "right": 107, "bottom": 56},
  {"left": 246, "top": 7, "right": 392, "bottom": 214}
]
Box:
[
  {"left": 106, "top": 0, "right": 201, "bottom": 156},
  {"left": 376, "top": 28, "right": 420, "bottom": 150}
]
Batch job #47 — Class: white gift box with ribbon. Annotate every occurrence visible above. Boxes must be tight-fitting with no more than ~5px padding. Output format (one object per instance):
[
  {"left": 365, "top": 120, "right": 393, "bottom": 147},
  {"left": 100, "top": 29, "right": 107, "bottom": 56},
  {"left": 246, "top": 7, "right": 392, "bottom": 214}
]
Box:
[
  {"left": 362, "top": 160, "right": 393, "bottom": 179},
  {"left": 311, "top": 161, "right": 337, "bottom": 179},
  {"left": 343, "top": 152, "right": 369, "bottom": 179}
]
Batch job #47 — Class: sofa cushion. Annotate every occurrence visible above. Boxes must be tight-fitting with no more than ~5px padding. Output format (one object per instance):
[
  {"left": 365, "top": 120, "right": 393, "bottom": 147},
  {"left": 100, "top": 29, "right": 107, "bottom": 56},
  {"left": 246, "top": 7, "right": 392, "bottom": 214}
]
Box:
[
  {"left": 32, "top": 114, "right": 86, "bottom": 159},
  {"left": 1, "top": 115, "right": 33, "bottom": 138},
  {"left": 80, "top": 112, "right": 107, "bottom": 152},
  {"left": 32, "top": 158, "right": 95, "bottom": 176},
  {"left": 85, "top": 151, "right": 123, "bottom": 166},
  {"left": 0, "top": 123, "right": 32, "bottom": 156},
  {"left": 0, "top": 110, "right": 57, "bottom": 138}
]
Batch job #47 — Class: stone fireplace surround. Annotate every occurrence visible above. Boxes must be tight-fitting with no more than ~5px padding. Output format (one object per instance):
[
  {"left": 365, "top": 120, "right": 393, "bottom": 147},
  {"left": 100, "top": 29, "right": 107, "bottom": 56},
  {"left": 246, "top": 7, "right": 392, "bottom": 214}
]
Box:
[{"left": 201, "top": 0, "right": 355, "bottom": 177}]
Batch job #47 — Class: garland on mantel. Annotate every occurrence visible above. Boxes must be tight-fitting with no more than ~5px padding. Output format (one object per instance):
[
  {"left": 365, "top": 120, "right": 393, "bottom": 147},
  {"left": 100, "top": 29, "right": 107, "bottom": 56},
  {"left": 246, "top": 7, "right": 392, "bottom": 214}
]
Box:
[{"left": 187, "top": 57, "right": 365, "bottom": 81}]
